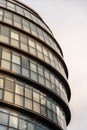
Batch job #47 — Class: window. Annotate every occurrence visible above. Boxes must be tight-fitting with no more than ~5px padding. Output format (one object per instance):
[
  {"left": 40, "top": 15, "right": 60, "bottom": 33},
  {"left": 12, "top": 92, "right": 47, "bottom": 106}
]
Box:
[
  {"left": 0, "top": 78, "right": 4, "bottom": 88},
  {"left": 0, "top": 125, "right": 7, "bottom": 130},
  {"left": 16, "top": 6, "right": 23, "bottom": 15},
  {"left": 21, "top": 43, "right": 28, "bottom": 52},
  {"left": 4, "top": 91, "right": 14, "bottom": 103},
  {"left": 47, "top": 98, "right": 51, "bottom": 109},
  {"left": 15, "top": 84, "right": 24, "bottom": 95},
  {"left": 7, "top": 2, "right": 15, "bottom": 11},
  {"left": 12, "top": 54, "right": 20, "bottom": 64},
  {"left": 36, "top": 43, "right": 42, "bottom": 52},
  {"left": 12, "top": 63, "right": 21, "bottom": 74},
  {"left": 0, "top": 112, "right": 8, "bottom": 125},
  {"left": 37, "top": 28, "right": 44, "bottom": 41},
  {"left": 0, "top": 89, "right": 3, "bottom": 99},
  {"left": 11, "top": 31, "right": 19, "bottom": 40},
  {"left": 14, "top": 15, "right": 22, "bottom": 28},
  {"left": 30, "top": 23, "right": 38, "bottom": 37},
  {"left": 47, "top": 109, "right": 52, "bottom": 120},
  {"left": 25, "top": 88, "right": 32, "bottom": 99},
  {"left": 2, "top": 51, "right": 11, "bottom": 61},
  {"left": 0, "top": 0, "right": 6, "bottom": 7},
  {"left": 30, "top": 62, "right": 37, "bottom": 72},
  {"left": 25, "top": 98, "right": 32, "bottom": 110},
  {"left": 41, "top": 106, "right": 46, "bottom": 117},
  {"left": 4, "top": 11, "right": 12, "bottom": 24},
  {"left": 33, "top": 91, "right": 39, "bottom": 102},
  {"left": 15, "top": 94, "right": 23, "bottom": 106},
  {"left": 33, "top": 102, "right": 40, "bottom": 113},
  {"left": 28, "top": 122, "right": 35, "bottom": 130},
  {"left": 41, "top": 95, "right": 46, "bottom": 105},
  {"left": 19, "top": 119, "right": 27, "bottom": 130},
  {"left": 31, "top": 71, "right": 37, "bottom": 81},
  {"left": 38, "top": 75, "right": 44, "bottom": 85},
  {"left": 22, "top": 67, "right": 29, "bottom": 78},
  {"left": 44, "top": 70, "right": 50, "bottom": 80},
  {"left": 0, "top": 26, "right": 9, "bottom": 43},
  {"left": 52, "top": 102, "right": 56, "bottom": 112},
  {"left": 20, "top": 34, "right": 27, "bottom": 44},
  {"left": 0, "top": 10, "right": 3, "bottom": 20},
  {"left": 5, "top": 79, "right": 14, "bottom": 92},
  {"left": 29, "top": 39, "right": 36, "bottom": 48},
  {"left": 22, "top": 57, "right": 29, "bottom": 69},
  {"left": 56, "top": 106, "right": 60, "bottom": 116},
  {"left": 22, "top": 19, "right": 30, "bottom": 33},
  {"left": 9, "top": 115, "right": 18, "bottom": 128},
  {"left": 1, "top": 60, "right": 11, "bottom": 70}
]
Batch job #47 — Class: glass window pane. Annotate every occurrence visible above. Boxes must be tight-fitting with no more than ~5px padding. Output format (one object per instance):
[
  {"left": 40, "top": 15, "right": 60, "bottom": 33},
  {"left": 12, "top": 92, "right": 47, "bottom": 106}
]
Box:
[
  {"left": 33, "top": 91, "right": 39, "bottom": 102},
  {"left": 38, "top": 66, "right": 43, "bottom": 76},
  {"left": 30, "top": 62, "right": 37, "bottom": 72},
  {"left": 31, "top": 71, "right": 37, "bottom": 81},
  {"left": 38, "top": 75, "right": 44, "bottom": 85},
  {"left": 15, "top": 95, "right": 23, "bottom": 106},
  {"left": 0, "top": 78, "right": 4, "bottom": 88},
  {"left": 1, "top": 60, "right": 10, "bottom": 70},
  {"left": 33, "top": 102, "right": 40, "bottom": 113},
  {"left": 11, "top": 39, "right": 19, "bottom": 47},
  {"left": 11, "top": 31, "right": 19, "bottom": 40},
  {"left": 0, "top": 89, "right": 3, "bottom": 99},
  {"left": 28, "top": 122, "right": 35, "bottom": 130},
  {"left": 2, "top": 51, "right": 11, "bottom": 61},
  {"left": 4, "top": 11, "right": 12, "bottom": 24},
  {"left": 47, "top": 99, "right": 52, "bottom": 109},
  {"left": 44, "top": 70, "right": 50, "bottom": 80},
  {"left": 20, "top": 34, "right": 27, "bottom": 44},
  {"left": 41, "top": 106, "right": 46, "bottom": 117},
  {"left": 0, "top": 0, "right": 6, "bottom": 7},
  {"left": 47, "top": 109, "right": 52, "bottom": 120},
  {"left": 15, "top": 84, "right": 24, "bottom": 95},
  {"left": 12, "top": 63, "right": 21, "bottom": 74},
  {"left": 5, "top": 79, "right": 14, "bottom": 92},
  {"left": 0, "top": 125, "right": 7, "bottom": 130},
  {"left": 19, "top": 119, "right": 27, "bottom": 130},
  {"left": 25, "top": 98, "right": 32, "bottom": 110},
  {"left": 41, "top": 95, "right": 46, "bottom": 105},
  {"left": 21, "top": 43, "right": 28, "bottom": 52},
  {"left": 22, "top": 58, "right": 29, "bottom": 69},
  {"left": 22, "top": 68, "right": 29, "bottom": 78},
  {"left": 12, "top": 55, "right": 20, "bottom": 64},
  {"left": 25, "top": 88, "right": 32, "bottom": 99},
  {"left": 9, "top": 115, "right": 18, "bottom": 128},
  {"left": 0, "top": 10, "right": 3, "bottom": 20},
  {"left": 29, "top": 47, "right": 36, "bottom": 55},
  {"left": 4, "top": 91, "right": 13, "bottom": 103},
  {"left": 29, "top": 39, "right": 35, "bottom": 48},
  {"left": 1, "top": 26, "right": 9, "bottom": 36},
  {"left": 7, "top": 2, "right": 15, "bottom": 10},
  {"left": 36, "top": 43, "right": 42, "bottom": 52},
  {"left": 14, "top": 15, "right": 21, "bottom": 28},
  {"left": 0, "top": 112, "right": 8, "bottom": 125}
]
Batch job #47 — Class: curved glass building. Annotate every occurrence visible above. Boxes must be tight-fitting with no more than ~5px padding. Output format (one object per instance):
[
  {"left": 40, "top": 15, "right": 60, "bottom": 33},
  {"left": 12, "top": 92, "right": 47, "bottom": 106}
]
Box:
[{"left": 0, "top": 0, "right": 71, "bottom": 130}]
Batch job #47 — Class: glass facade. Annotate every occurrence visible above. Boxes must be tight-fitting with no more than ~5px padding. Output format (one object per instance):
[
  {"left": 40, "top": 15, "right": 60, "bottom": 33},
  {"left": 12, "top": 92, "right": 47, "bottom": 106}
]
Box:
[{"left": 0, "top": 0, "right": 71, "bottom": 130}]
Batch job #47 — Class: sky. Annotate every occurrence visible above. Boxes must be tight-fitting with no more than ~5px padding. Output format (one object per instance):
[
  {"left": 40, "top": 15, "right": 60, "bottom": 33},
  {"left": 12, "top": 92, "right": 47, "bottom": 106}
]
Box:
[{"left": 20, "top": 0, "right": 87, "bottom": 130}]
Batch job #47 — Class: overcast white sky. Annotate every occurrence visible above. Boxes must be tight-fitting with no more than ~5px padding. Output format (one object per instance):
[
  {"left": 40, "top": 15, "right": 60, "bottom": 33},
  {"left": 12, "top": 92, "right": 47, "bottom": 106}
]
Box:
[{"left": 20, "top": 0, "right": 87, "bottom": 129}]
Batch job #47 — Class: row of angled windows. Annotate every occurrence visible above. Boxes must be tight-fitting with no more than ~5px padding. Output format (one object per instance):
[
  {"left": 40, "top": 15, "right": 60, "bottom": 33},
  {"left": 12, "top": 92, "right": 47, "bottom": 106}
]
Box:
[
  {"left": 0, "top": 7, "right": 62, "bottom": 57},
  {"left": 0, "top": 74, "right": 66, "bottom": 129},
  {"left": 0, "top": 107, "right": 52, "bottom": 130},
  {"left": 0, "top": 47, "right": 68, "bottom": 104},
  {"left": 0, "top": 24, "right": 67, "bottom": 79},
  {"left": 0, "top": 0, "right": 53, "bottom": 36}
]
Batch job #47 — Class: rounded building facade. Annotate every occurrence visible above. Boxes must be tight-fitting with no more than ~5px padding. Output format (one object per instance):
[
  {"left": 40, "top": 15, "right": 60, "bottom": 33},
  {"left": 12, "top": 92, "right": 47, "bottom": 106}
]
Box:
[{"left": 0, "top": 0, "right": 71, "bottom": 130}]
